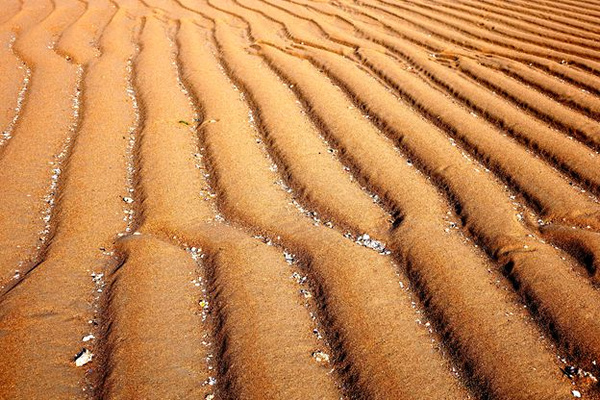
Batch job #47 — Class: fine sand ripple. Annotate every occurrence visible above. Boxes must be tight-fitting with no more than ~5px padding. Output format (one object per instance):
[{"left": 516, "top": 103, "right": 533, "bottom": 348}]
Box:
[{"left": 0, "top": 0, "right": 599, "bottom": 399}]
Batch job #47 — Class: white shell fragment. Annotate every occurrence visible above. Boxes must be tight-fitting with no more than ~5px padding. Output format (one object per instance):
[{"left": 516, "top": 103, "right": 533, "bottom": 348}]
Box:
[
  {"left": 572, "top": 390, "right": 581, "bottom": 398},
  {"left": 205, "top": 376, "right": 216, "bottom": 386},
  {"left": 284, "top": 251, "right": 295, "bottom": 265},
  {"left": 74, "top": 348, "right": 93, "bottom": 367},
  {"left": 312, "top": 350, "right": 330, "bottom": 363},
  {"left": 356, "top": 233, "right": 391, "bottom": 254},
  {"left": 91, "top": 272, "right": 103, "bottom": 284},
  {"left": 82, "top": 334, "right": 95, "bottom": 342}
]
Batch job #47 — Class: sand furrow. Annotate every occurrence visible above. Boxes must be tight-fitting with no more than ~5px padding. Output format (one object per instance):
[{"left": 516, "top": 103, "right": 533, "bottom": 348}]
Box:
[
  {"left": 540, "top": 225, "right": 600, "bottom": 284},
  {"left": 356, "top": 48, "right": 600, "bottom": 227},
  {"left": 433, "top": 0, "right": 600, "bottom": 44},
  {"left": 241, "top": 0, "right": 600, "bottom": 227},
  {"left": 258, "top": 43, "right": 576, "bottom": 400},
  {"left": 57, "top": 0, "right": 117, "bottom": 64},
  {"left": 214, "top": 21, "right": 389, "bottom": 238},
  {"left": 550, "top": 0, "right": 600, "bottom": 13},
  {"left": 205, "top": 0, "right": 349, "bottom": 54},
  {"left": 0, "top": 6, "right": 136, "bottom": 399},
  {"left": 498, "top": 0, "right": 600, "bottom": 23},
  {"left": 293, "top": 0, "right": 600, "bottom": 190},
  {"left": 360, "top": 45, "right": 600, "bottom": 192},
  {"left": 98, "top": 17, "right": 216, "bottom": 399},
  {"left": 308, "top": 2, "right": 597, "bottom": 149},
  {"left": 101, "top": 236, "right": 212, "bottom": 399},
  {"left": 473, "top": 56, "right": 600, "bottom": 121},
  {"left": 176, "top": 14, "right": 471, "bottom": 399},
  {"left": 0, "top": 0, "right": 84, "bottom": 286},
  {"left": 0, "top": 33, "right": 30, "bottom": 148},
  {"left": 2, "top": 0, "right": 600, "bottom": 398},
  {"left": 264, "top": 0, "right": 600, "bottom": 107},
  {"left": 391, "top": 0, "right": 600, "bottom": 62},
  {"left": 173, "top": 0, "right": 595, "bottom": 380},
  {"left": 108, "top": 16, "right": 341, "bottom": 399},
  {"left": 455, "top": 58, "right": 600, "bottom": 153},
  {"left": 0, "top": 0, "right": 52, "bottom": 146},
  {"left": 294, "top": 46, "right": 600, "bottom": 376},
  {"left": 487, "top": 0, "right": 600, "bottom": 36},
  {"left": 288, "top": 3, "right": 600, "bottom": 185},
  {"left": 345, "top": 0, "right": 600, "bottom": 95},
  {"left": 453, "top": 0, "right": 600, "bottom": 28}
]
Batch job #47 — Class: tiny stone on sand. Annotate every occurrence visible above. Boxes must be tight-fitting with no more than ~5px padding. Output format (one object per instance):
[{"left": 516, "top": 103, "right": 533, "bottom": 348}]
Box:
[
  {"left": 312, "top": 350, "right": 330, "bottom": 363},
  {"left": 74, "top": 348, "right": 93, "bottom": 367}
]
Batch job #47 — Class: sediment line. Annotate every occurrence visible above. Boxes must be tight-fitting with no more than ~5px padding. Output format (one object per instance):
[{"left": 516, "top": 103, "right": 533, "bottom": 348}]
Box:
[
  {"left": 345, "top": 0, "right": 600, "bottom": 95},
  {"left": 428, "top": 0, "right": 600, "bottom": 45},
  {"left": 178, "top": 14, "right": 472, "bottom": 399},
  {"left": 3, "top": 1, "right": 600, "bottom": 398},
  {"left": 0, "top": 0, "right": 85, "bottom": 287},
  {"left": 0, "top": 4, "right": 139, "bottom": 399},
  {"left": 258, "top": 42, "right": 575, "bottom": 400},
  {"left": 295, "top": 45, "right": 600, "bottom": 380},
  {"left": 102, "top": 17, "right": 344, "bottom": 399},
  {"left": 0, "top": 34, "right": 31, "bottom": 148}
]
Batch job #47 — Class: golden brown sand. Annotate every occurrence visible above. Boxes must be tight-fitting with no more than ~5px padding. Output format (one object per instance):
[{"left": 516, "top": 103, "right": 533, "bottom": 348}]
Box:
[{"left": 1, "top": 0, "right": 600, "bottom": 398}]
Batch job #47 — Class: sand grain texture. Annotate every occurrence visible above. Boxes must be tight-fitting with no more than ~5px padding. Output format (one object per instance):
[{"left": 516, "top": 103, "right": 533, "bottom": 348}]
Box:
[{"left": 0, "top": 0, "right": 599, "bottom": 399}]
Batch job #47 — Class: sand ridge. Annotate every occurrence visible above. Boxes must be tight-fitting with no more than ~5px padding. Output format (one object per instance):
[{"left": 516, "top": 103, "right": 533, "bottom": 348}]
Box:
[{"left": 0, "top": 0, "right": 599, "bottom": 398}]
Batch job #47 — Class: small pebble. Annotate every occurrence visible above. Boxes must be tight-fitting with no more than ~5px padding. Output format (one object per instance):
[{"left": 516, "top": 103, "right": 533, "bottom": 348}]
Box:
[
  {"left": 284, "top": 252, "right": 294, "bottom": 264},
  {"left": 312, "top": 350, "right": 330, "bottom": 363},
  {"left": 82, "top": 334, "right": 95, "bottom": 342},
  {"left": 74, "top": 348, "right": 93, "bottom": 367}
]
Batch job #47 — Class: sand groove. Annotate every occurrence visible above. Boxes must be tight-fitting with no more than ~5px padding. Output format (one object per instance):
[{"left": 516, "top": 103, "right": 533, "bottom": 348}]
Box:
[{"left": 1, "top": 0, "right": 600, "bottom": 399}]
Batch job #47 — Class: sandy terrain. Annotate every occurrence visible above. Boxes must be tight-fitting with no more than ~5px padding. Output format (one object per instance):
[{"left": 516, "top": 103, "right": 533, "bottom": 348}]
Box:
[{"left": 0, "top": 0, "right": 599, "bottom": 398}]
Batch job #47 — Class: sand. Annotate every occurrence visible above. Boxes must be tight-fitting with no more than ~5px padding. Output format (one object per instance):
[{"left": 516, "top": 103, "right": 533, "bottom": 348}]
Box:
[{"left": 0, "top": 0, "right": 599, "bottom": 398}]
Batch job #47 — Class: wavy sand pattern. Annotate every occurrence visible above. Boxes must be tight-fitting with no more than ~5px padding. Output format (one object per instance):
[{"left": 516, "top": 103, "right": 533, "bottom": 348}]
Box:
[{"left": 0, "top": 0, "right": 599, "bottom": 399}]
